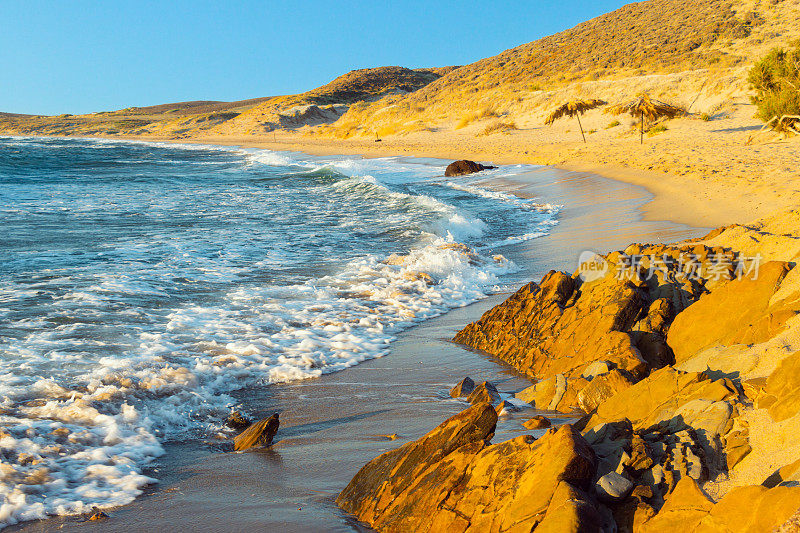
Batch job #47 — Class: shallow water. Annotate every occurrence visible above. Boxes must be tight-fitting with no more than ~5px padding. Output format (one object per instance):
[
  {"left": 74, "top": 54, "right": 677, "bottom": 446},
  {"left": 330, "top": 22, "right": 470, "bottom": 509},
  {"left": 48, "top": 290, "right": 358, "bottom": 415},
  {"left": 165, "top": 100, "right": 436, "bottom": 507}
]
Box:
[{"left": 0, "top": 136, "right": 560, "bottom": 527}]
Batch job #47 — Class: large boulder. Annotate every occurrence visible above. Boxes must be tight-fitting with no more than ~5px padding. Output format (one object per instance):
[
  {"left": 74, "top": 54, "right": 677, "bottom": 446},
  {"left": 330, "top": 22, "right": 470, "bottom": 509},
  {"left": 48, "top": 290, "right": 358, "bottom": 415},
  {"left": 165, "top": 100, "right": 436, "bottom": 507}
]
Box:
[
  {"left": 638, "top": 477, "right": 800, "bottom": 532},
  {"left": 337, "top": 404, "right": 602, "bottom": 532},
  {"left": 577, "top": 367, "right": 737, "bottom": 435},
  {"left": 453, "top": 244, "right": 736, "bottom": 382},
  {"left": 444, "top": 160, "right": 496, "bottom": 177},
  {"left": 759, "top": 350, "right": 800, "bottom": 421},
  {"left": 668, "top": 261, "right": 797, "bottom": 365}
]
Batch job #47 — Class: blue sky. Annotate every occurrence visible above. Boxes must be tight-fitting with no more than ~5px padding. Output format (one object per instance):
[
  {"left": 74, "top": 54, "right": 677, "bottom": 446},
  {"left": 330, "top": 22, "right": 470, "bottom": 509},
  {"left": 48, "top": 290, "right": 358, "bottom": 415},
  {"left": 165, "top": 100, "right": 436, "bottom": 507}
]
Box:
[{"left": 1, "top": 1, "right": 630, "bottom": 115}]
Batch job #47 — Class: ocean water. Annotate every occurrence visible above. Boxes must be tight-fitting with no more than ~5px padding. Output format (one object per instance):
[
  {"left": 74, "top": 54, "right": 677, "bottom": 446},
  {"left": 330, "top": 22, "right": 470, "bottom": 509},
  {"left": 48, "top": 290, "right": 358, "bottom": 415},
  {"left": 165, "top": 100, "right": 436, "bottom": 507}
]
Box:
[{"left": 0, "top": 136, "right": 558, "bottom": 527}]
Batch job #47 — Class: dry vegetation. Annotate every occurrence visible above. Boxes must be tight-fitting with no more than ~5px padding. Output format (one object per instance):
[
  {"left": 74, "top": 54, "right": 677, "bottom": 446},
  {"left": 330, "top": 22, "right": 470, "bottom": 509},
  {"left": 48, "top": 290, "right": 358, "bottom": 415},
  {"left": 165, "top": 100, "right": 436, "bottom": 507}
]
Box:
[
  {"left": 0, "top": 67, "right": 454, "bottom": 138},
  {"left": 1, "top": 0, "right": 799, "bottom": 143},
  {"left": 477, "top": 120, "right": 518, "bottom": 136},
  {"left": 309, "top": 0, "right": 799, "bottom": 139}
]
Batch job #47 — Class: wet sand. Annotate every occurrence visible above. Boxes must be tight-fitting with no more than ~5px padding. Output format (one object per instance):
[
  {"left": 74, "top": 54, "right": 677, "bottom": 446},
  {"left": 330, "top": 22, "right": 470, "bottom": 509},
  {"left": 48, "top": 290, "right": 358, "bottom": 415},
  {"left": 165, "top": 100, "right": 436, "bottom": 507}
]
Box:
[{"left": 10, "top": 165, "right": 705, "bottom": 532}]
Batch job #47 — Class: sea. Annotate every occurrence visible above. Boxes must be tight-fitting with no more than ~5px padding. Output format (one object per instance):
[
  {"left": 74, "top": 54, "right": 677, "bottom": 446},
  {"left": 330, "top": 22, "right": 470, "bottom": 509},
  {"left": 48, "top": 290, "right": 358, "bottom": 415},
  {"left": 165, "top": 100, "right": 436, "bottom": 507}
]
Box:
[{"left": 0, "top": 135, "right": 559, "bottom": 527}]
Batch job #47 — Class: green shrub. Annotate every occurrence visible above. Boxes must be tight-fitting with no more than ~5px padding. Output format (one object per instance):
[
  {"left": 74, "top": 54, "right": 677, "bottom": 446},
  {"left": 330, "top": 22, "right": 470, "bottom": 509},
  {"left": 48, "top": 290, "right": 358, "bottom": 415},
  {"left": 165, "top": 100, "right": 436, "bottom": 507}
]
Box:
[
  {"left": 700, "top": 113, "right": 711, "bottom": 121},
  {"left": 606, "top": 120, "right": 621, "bottom": 129},
  {"left": 647, "top": 124, "right": 668, "bottom": 136},
  {"left": 748, "top": 43, "right": 800, "bottom": 132}
]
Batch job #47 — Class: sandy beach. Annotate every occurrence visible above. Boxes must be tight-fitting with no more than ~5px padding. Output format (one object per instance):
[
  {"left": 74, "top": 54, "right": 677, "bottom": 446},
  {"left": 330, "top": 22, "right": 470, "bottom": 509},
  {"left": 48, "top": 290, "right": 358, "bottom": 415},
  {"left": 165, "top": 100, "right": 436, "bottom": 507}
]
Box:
[
  {"left": 6, "top": 163, "right": 703, "bottom": 532},
  {"left": 5, "top": 0, "right": 800, "bottom": 528},
  {"left": 83, "top": 101, "right": 795, "bottom": 230}
]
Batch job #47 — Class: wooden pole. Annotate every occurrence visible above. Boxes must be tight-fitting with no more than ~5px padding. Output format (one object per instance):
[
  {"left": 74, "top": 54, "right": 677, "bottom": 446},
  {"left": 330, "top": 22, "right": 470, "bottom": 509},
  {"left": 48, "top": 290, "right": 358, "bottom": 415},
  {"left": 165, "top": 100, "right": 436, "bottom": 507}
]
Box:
[
  {"left": 577, "top": 115, "right": 586, "bottom": 143},
  {"left": 640, "top": 111, "right": 644, "bottom": 144}
]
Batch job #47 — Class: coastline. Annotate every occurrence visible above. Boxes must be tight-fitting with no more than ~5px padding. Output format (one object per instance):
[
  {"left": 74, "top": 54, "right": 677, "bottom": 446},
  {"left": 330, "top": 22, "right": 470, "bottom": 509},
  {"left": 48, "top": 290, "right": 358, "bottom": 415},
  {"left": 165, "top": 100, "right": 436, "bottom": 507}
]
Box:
[
  {"left": 99, "top": 128, "right": 792, "bottom": 229},
  {"left": 4, "top": 0, "right": 800, "bottom": 527},
  {"left": 6, "top": 160, "right": 705, "bottom": 532},
  {"left": 2, "top": 130, "right": 760, "bottom": 229}
]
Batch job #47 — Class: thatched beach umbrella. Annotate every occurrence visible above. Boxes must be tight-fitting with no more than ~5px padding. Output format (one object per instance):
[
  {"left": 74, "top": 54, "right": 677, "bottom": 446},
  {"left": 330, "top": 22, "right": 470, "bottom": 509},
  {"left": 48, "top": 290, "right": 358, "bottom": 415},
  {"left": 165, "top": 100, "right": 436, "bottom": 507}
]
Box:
[
  {"left": 545, "top": 99, "right": 607, "bottom": 143},
  {"left": 606, "top": 93, "right": 686, "bottom": 144}
]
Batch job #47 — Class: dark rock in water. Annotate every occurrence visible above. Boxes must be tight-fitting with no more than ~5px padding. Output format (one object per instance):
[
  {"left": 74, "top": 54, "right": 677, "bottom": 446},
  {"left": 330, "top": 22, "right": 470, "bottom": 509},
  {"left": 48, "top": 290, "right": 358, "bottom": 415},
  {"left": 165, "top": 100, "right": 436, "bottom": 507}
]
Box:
[
  {"left": 234, "top": 413, "right": 279, "bottom": 451},
  {"left": 226, "top": 411, "right": 252, "bottom": 431},
  {"left": 86, "top": 507, "right": 109, "bottom": 521},
  {"left": 467, "top": 381, "right": 501, "bottom": 405},
  {"left": 449, "top": 376, "right": 475, "bottom": 398},
  {"left": 523, "top": 415, "right": 552, "bottom": 430},
  {"left": 444, "top": 160, "right": 497, "bottom": 177},
  {"left": 494, "top": 400, "right": 521, "bottom": 415}
]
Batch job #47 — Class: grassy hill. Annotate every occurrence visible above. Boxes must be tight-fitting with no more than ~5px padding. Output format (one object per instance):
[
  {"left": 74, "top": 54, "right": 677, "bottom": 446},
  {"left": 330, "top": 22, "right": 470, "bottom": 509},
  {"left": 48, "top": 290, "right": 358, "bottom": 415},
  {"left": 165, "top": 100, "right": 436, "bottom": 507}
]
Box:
[
  {"left": 216, "top": 66, "right": 457, "bottom": 134},
  {"left": 316, "top": 0, "right": 799, "bottom": 138},
  {"left": 0, "top": 67, "right": 453, "bottom": 138},
  {"left": 1, "top": 0, "right": 798, "bottom": 140}
]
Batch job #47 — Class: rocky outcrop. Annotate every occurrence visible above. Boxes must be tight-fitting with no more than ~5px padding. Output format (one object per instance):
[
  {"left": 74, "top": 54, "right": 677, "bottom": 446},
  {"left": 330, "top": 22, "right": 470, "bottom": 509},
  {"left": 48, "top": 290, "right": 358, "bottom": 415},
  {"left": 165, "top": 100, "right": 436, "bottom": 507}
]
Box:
[
  {"left": 668, "top": 260, "right": 797, "bottom": 365},
  {"left": 337, "top": 403, "right": 604, "bottom": 532},
  {"left": 340, "top": 218, "right": 800, "bottom": 532},
  {"left": 233, "top": 413, "right": 279, "bottom": 451},
  {"left": 454, "top": 269, "right": 649, "bottom": 381},
  {"left": 449, "top": 377, "right": 475, "bottom": 398},
  {"left": 454, "top": 244, "right": 738, "bottom": 383},
  {"left": 759, "top": 350, "right": 800, "bottom": 421},
  {"left": 444, "top": 160, "right": 496, "bottom": 177},
  {"left": 637, "top": 477, "right": 800, "bottom": 532}
]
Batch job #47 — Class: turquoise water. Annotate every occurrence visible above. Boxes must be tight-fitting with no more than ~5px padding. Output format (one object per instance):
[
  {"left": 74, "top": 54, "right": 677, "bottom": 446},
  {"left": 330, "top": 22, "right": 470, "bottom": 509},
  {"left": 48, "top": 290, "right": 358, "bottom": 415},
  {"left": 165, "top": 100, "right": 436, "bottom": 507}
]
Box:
[{"left": 0, "top": 136, "right": 558, "bottom": 526}]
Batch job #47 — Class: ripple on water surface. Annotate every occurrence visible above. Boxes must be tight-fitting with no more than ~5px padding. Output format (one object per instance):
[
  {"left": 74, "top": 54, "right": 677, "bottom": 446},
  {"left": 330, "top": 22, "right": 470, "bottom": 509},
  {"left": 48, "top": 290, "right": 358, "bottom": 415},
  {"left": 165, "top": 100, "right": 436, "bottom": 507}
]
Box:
[{"left": 0, "top": 136, "right": 559, "bottom": 527}]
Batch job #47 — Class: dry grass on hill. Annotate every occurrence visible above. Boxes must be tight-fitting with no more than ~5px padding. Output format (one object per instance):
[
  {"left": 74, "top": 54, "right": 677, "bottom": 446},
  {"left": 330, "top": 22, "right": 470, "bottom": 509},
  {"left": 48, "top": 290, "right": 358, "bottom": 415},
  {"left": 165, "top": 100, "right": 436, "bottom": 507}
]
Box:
[
  {"left": 312, "top": 0, "right": 800, "bottom": 139},
  {"left": 2, "top": 0, "right": 799, "bottom": 143},
  {"left": 216, "top": 66, "right": 454, "bottom": 135}
]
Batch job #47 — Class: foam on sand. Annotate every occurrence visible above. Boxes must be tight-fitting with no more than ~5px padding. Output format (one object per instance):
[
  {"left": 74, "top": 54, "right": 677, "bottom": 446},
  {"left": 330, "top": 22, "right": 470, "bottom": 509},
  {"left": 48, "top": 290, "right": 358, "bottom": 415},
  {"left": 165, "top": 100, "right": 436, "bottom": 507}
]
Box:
[{"left": 0, "top": 137, "right": 559, "bottom": 527}]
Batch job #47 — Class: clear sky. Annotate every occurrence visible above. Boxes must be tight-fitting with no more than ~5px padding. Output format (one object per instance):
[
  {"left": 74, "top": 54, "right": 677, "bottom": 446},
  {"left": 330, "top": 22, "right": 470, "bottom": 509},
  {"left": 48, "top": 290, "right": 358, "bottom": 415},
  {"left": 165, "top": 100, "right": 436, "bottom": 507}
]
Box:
[{"left": 1, "top": 1, "right": 631, "bottom": 115}]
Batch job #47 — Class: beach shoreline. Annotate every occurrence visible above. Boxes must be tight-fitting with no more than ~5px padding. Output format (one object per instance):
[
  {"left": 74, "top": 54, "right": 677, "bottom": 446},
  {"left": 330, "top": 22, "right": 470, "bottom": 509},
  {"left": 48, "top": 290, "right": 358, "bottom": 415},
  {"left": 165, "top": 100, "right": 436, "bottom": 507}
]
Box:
[
  {"left": 6, "top": 156, "right": 705, "bottom": 532},
  {"left": 2, "top": 130, "right": 759, "bottom": 229},
  {"left": 136, "top": 132, "right": 745, "bottom": 229}
]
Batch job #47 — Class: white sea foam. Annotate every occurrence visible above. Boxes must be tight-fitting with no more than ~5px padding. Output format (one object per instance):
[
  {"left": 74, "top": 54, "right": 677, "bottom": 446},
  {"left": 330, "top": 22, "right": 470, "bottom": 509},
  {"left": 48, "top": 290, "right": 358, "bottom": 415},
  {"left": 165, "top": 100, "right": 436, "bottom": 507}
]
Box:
[
  {"left": 444, "top": 180, "right": 559, "bottom": 212},
  {"left": 0, "top": 137, "right": 559, "bottom": 527}
]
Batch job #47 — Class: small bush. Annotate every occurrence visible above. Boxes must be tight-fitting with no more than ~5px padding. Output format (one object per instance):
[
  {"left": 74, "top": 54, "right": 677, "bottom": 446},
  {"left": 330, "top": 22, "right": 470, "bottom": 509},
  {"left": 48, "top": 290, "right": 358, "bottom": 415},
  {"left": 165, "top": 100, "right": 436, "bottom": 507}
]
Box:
[
  {"left": 748, "top": 43, "right": 800, "bottom": 132},
  {"left": 700, "top": 113, "right": 712, "bottom": 121},
  {"left": 478, "top": 120, "right": 518, "bottom": 136},
  {"left": 606, "top": 120, "right": 621, "bottom": 129},
  {"left": 647, "top": 124, "right": 668, "bottom": 136}
]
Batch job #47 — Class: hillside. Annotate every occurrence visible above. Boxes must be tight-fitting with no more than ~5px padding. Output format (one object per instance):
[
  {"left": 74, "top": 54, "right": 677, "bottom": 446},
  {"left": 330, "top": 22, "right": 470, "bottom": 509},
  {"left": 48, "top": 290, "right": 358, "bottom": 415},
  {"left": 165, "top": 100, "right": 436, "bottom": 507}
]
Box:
[
  {"left": 215, "top": 66, "right": 458, "bottom": 134},
  {"left": 0, "top": 66, "right": 453, "bottom": 138},
  {"left": 315, "top": 0, "right": 800, "bottom": 138}
]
